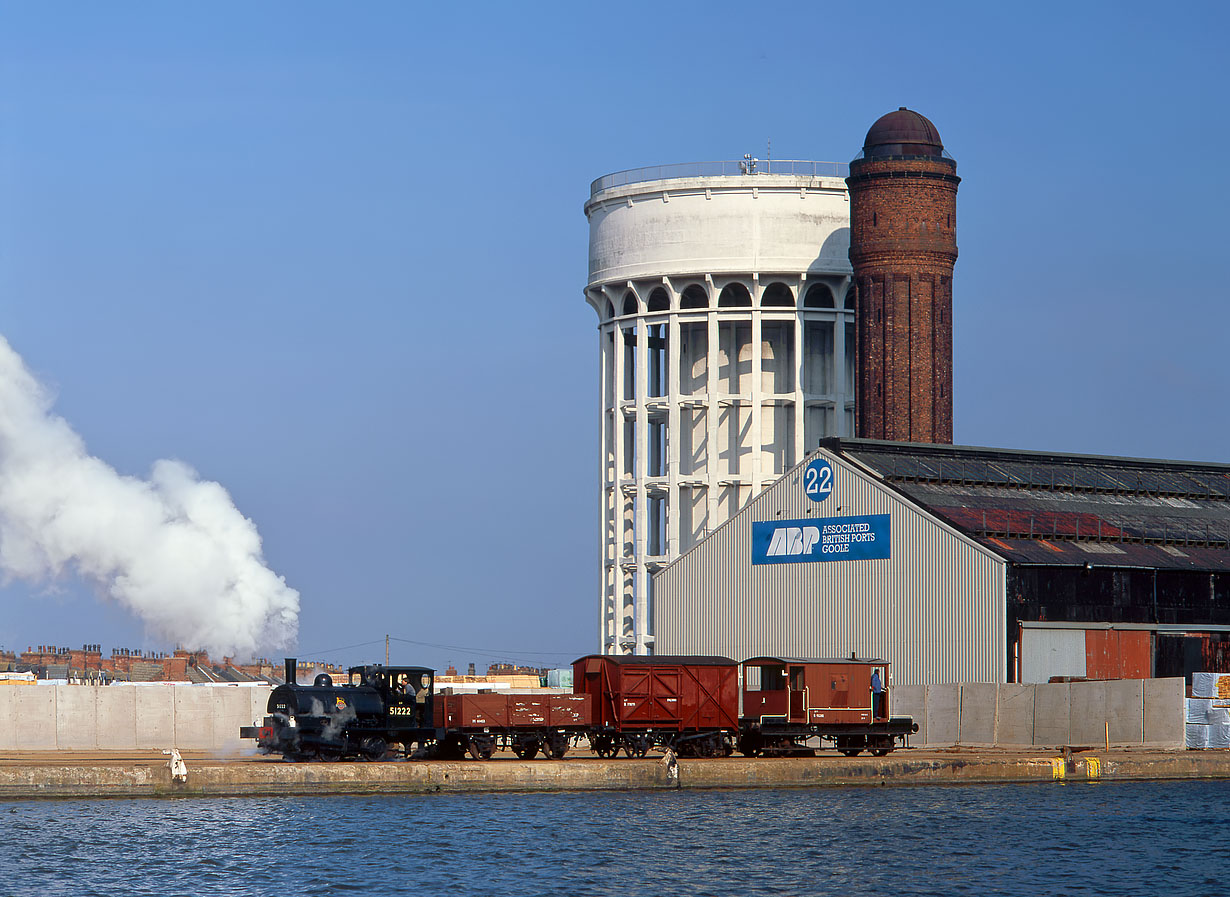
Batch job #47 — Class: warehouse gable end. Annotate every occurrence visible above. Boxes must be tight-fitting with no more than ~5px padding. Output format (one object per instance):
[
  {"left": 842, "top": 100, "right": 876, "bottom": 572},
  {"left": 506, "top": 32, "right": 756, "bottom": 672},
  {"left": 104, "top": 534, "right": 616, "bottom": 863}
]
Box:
[{"left": 653, "top": 443, "right": 1008, "bottom": 686}]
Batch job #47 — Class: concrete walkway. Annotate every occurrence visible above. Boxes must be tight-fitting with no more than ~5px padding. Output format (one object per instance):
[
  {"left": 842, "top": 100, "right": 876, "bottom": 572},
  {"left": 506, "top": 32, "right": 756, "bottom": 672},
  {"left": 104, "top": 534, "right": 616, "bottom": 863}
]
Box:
[{"left": 2, "top": 748, "right": 1230, "bottom": 798}]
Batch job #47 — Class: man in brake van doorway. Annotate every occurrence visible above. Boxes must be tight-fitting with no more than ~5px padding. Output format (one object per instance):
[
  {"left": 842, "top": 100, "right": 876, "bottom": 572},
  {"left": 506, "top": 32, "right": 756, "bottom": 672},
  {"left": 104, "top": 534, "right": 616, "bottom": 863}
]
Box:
[{"left": 871, "top": 668, "right": 885, "bottom": 719}]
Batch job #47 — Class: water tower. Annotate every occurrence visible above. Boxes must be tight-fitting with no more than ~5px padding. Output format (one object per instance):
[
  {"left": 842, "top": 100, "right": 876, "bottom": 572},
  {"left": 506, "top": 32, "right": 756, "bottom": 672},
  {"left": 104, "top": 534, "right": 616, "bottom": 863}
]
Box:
[{"left": 584, "top": 158, "right": 856, "bottom": 654}]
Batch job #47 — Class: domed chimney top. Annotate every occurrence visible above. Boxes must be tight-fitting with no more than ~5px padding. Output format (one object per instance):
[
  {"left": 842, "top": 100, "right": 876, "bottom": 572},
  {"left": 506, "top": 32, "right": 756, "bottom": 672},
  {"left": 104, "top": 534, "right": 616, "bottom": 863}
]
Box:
[{"left": 861, "top": 107, "right": 946, "bottom": 158}]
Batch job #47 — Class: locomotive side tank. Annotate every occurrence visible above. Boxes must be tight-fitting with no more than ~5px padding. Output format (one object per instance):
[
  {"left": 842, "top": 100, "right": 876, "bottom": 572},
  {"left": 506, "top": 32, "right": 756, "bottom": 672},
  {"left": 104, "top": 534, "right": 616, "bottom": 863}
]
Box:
[
  {"left": 572, "top": 654, "right": 739, "bottom": 757},
  {"left": 739, "top": 656, "right": 918, "bottom": 756}
]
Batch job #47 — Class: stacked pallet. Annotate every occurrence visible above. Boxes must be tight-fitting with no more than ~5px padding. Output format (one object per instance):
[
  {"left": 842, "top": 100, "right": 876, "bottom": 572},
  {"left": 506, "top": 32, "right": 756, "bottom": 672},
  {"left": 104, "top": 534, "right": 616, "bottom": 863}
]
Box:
[{"left": 1186, "top": 673, "right": 1230, "bottom": 749}]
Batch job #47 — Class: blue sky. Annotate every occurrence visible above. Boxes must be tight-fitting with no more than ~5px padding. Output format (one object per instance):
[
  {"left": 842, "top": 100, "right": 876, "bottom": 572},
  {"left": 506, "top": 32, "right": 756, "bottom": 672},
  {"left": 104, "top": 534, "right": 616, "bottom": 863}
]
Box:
[{"left": 0, "top": 2, "right": 1226, "bottom": 671}]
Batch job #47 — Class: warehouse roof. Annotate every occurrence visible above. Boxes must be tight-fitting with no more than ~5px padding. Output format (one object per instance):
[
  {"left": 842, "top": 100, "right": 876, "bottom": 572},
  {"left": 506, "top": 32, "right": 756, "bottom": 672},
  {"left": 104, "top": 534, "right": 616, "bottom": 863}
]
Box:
[{"left": 822, "top": 439, "right": 1230, "bottom": 573}]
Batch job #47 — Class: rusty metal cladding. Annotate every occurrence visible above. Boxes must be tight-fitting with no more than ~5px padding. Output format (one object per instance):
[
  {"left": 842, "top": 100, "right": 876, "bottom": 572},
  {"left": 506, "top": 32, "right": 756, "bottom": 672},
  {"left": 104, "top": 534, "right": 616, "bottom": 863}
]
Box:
[
  {"left": 653, "top": 446, "right": 1006, "bottom": 686},
  {"left": 1084, "top": 629, "right": 1151, "bottom": 680},
  {"left": 1022, "top": 625, "right": 1158, "bottom": 682}
]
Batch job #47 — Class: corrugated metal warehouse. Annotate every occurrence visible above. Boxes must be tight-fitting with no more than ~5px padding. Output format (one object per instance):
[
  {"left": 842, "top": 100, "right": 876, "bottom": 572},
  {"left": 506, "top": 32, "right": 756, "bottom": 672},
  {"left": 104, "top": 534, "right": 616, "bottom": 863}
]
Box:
[{"left": 654, "top": 439, "right": 1230, "bottom": 687}]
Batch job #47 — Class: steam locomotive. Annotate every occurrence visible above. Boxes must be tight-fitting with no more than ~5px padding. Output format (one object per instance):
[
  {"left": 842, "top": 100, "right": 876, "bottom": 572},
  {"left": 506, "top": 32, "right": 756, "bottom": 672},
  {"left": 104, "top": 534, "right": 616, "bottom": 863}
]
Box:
[{"left": 240, "top": 655, "right": 917, "bottom": 761}]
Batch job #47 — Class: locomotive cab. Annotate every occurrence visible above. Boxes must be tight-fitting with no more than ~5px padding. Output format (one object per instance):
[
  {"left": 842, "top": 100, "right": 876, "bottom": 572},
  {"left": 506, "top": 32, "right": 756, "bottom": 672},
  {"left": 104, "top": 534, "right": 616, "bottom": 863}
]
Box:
[{"left": 349, "top": 665, "right": 436, "bottom": 730}]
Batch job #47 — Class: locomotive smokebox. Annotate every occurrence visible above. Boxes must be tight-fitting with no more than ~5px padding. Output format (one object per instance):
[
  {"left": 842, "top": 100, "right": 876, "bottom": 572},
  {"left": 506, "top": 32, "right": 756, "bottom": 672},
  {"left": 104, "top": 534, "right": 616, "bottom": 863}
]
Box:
[{"left": 285, "top": 657, "right": 297, "bottom": 685}]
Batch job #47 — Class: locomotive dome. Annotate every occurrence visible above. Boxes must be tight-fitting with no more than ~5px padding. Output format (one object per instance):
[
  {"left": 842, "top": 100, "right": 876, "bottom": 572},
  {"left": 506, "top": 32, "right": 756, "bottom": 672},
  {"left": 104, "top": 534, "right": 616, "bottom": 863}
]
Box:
[{"left": 861, "top": 107, "right": 945, "bottom": 157}]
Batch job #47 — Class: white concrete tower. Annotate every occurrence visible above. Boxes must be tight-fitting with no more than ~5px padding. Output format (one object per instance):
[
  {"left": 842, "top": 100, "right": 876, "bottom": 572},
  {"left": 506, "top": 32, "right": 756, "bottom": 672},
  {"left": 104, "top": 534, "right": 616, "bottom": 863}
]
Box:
[{"left": 584, "top": 160, "right": 856, "bottom": 655}]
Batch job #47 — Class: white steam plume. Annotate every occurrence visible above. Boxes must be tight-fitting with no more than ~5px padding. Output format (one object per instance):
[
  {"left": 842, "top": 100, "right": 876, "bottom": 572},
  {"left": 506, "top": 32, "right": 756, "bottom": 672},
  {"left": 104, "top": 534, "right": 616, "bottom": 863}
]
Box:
[{"left": 0, "top": 335, "right": 299, "bottom": 658}]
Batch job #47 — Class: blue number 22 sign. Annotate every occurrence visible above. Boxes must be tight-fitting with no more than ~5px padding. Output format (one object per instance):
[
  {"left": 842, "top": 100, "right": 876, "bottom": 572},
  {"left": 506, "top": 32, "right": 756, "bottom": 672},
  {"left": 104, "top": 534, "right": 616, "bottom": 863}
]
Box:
[{"left": 803, "top": 458, "right": 833, "bottom": 503}]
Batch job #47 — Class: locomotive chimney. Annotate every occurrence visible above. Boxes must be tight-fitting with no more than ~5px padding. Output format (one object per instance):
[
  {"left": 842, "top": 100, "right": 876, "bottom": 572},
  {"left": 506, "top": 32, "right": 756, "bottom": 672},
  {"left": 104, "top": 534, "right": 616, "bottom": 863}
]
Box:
[{"left": 285, "top": 657, "right": 297, "bottom": 685}]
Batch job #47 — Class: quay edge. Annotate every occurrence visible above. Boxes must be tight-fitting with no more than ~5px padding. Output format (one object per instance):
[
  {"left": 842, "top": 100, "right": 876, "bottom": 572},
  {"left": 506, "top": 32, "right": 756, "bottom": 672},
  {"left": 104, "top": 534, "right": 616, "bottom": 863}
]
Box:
[{"left": 4, "top": 751, "right": 1230, "bottom": 799}]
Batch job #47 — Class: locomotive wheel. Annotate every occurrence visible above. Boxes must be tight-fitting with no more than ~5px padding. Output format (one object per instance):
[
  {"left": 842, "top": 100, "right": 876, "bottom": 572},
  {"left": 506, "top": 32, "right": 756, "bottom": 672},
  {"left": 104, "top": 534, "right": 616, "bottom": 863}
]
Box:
[
  {"left": 439, "top": 735, "right": 467, "bottom": 760},
  {"left": 360, "top": 736, "right": 388, "bottom": 761},
  {"left": 590, "top": 734, "right": 618, "bottom": 758},
  {"left": 512, "top": 739, "right": 541, "bottom": 760},
  {"left": 468, "top": 736, "right": 497, "bottom": 760}
]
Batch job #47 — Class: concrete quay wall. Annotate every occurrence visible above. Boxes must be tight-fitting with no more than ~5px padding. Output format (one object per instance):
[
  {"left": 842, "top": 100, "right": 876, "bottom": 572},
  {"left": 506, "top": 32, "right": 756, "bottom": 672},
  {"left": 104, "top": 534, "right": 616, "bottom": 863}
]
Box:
[
  {"left": 891, "top": 678, "right": 1185, "bottom": 749},
  {"left": 3, "top": 751, "right": 1230, "bottom": 799},
  {"left": 0, "top": 678, "right": 1189, "bottom": 753},
  {"left": 0, "top": 684, "right": 269, "bottom": 752}
]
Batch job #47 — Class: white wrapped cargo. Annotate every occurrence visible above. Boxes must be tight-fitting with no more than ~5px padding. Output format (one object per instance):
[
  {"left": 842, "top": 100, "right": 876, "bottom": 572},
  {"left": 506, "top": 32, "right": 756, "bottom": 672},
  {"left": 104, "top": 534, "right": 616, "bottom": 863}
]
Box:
[
  {"left": 1186, "top": 723, "right": 1211, "bottom": 749},
  {"left": 1211, "top": 722, "right": 1230, "bottom": 750},
  {"left": 1187, "top": 698, "right": 1212, "bottom": 724},
  {"left": 1191, "top": 672, "right": 1230, "bottom": 699}
]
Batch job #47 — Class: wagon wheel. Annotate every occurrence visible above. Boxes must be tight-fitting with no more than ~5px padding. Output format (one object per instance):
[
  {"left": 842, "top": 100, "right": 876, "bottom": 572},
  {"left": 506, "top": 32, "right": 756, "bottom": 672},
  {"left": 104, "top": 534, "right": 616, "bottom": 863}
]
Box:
[
  {"left": 871, "top": 735, "right": 894, "bottom": 757},
  {"left": 468, "top": 736, "right": 497, "bottom": 761},
  {"left": 721, "top": 735, "right": 735, "bottom": 757},
  {"left": 836, "top": 735, "right": 866, "bottom": 757},
  {"left": 737, "top": 733, "right": 763, "bottom": 757},
  {"left": 542, "top": 733, "right": 570, "bottom": 760},
  {"left": 591, "top": 734, "right": 617, "bottom": 758},
  {"left": 512, "top": 738, "right": 540, "bottom": 760},
  {"left": 360, "top": 736, "right": 388, "bottom": 761},
  {"left": 622, "top": 736, "right": 649, "bottom": 759}
]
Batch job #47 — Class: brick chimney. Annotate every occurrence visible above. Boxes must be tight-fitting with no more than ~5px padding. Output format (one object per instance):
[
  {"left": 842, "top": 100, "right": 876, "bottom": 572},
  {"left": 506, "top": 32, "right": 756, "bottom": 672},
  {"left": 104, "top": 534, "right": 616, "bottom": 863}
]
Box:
[{"left": 847, "top": 107, "right": 959, "bottom": 443}]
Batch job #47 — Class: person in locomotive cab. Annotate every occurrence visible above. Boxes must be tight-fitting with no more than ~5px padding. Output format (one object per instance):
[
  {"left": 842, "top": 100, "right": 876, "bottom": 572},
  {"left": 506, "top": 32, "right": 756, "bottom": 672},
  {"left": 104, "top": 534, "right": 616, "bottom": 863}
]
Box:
[
  {"left": 871, "top": 668, "right": 885, "bottom": 720},
  {"left": 414, "top": 674, "right": 430, "bottom": 726}
]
